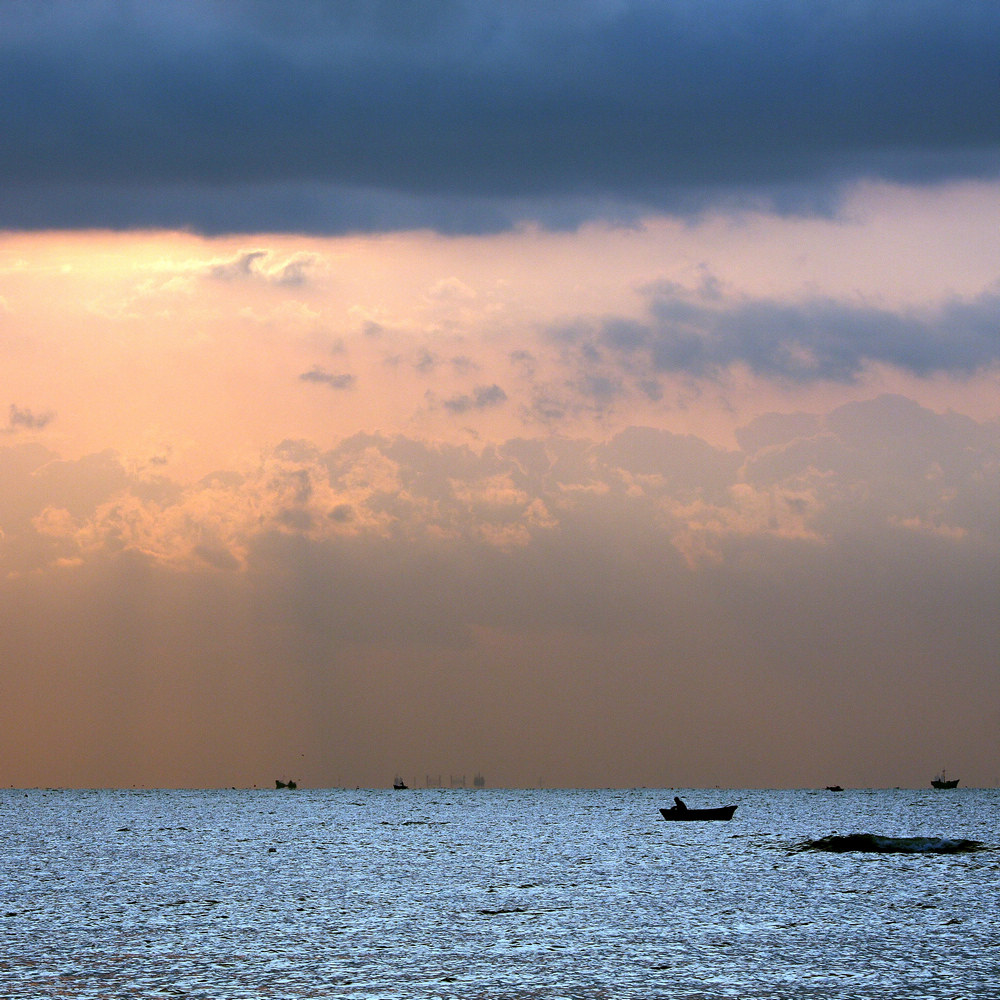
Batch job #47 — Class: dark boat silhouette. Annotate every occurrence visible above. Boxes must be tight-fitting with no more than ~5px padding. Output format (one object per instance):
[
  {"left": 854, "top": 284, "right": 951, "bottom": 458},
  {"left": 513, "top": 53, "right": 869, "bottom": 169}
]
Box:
[
  {"left": 659, "top": 797, "right": 737, "bottom": 821},
  {"left": 392, "top": 777, "right": 408, "bottom": 790},
  {"left": 931, "top": 770, "right": 959, "bottom": 789}
]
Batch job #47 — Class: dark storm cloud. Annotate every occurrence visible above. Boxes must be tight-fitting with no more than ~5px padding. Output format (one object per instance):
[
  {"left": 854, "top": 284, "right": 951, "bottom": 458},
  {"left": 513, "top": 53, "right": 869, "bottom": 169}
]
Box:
[
  {"left": 1, "top": 0, "right": 997, "bottom": 234},
  {"left": 580, "top": 287, "right": 1000, "bottom": 381}
]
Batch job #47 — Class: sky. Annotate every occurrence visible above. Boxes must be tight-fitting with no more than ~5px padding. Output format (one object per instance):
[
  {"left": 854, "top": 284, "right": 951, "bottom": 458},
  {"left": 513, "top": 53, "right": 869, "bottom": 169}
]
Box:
[{"left": 1, "top": 1, "right": 998, "bottom": 789}]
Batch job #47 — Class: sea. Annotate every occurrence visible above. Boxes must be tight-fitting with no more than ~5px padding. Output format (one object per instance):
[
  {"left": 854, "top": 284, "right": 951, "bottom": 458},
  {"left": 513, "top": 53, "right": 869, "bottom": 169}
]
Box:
[{"left": 1, "top": 787, "right": 998, "bottom": 999}]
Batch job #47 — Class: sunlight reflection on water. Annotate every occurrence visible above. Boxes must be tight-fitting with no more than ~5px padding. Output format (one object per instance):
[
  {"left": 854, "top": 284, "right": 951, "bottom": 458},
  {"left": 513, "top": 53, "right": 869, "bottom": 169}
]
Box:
[{"left": 1, "top": 787, "right": 997, "bottom": 998}]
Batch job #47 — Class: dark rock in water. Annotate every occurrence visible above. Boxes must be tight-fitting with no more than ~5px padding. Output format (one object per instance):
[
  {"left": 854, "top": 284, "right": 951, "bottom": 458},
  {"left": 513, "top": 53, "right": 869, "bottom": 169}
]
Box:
[{"left": 794, "top": 833, "right": 986, "bottom": 854}]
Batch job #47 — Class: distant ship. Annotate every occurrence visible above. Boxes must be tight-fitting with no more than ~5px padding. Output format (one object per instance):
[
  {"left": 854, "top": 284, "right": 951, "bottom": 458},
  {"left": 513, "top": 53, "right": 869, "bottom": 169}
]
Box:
[
  {"left": 275, "top": 779, "right": 297, "bottom": 789},
  {"left": 931, "top": 770, "right": 959, "bottom": 789},
  {"left": 393, "top": 777, "right": 408, "bottom": 790}
]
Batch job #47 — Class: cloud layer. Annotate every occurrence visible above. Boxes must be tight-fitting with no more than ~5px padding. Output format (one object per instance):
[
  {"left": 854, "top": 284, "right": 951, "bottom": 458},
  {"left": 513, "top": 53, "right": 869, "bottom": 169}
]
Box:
[
  {"left": 574, "top": 283, "right": 1000, "bottom": 383},
  {"left": 1, "top": 396, "right": 997, "bottom": 787},
  {"left": 6, "top": 394, "right": 995, "bottom": 577},
  {"left": 2, "top": 1, "right": 998, "bottom": 233}
]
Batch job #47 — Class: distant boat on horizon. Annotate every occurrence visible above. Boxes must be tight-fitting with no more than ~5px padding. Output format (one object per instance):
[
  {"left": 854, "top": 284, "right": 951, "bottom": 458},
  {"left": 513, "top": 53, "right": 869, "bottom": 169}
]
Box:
[
  {"left": 392, "top": 777, "right": 408, "bottom": 790},
  {"left": 931, "top": 770, "right": 959, "bottom": 789}
]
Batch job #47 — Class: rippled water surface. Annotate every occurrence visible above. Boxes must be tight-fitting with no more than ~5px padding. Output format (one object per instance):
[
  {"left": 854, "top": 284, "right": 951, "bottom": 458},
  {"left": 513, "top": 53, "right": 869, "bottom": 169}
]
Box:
[{"left": 2, "top": 787, "right": 998, "bottom": 998}]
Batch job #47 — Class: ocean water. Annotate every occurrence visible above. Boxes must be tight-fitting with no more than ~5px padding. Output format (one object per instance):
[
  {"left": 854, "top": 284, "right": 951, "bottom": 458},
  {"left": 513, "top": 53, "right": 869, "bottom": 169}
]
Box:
[{"left": 1, "top": 787, "right": 997, "bottom": 998}]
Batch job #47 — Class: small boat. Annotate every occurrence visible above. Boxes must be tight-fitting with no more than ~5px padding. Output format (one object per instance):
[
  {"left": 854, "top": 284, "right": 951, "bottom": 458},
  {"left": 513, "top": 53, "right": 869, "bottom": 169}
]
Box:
[
  {"left": 392, "top": 777, "right": 408, "bottom": 790},
  {"left": 659, "top": 801, "right": 737, "bottom": 821},
  {"left": 825, "top": 785, "right": 844, "bottom": 792},
  {"left": 274, "top": 779, "right": 297, "bottom": 789},
  {"left": 931, "top": 770, "right": 959, "bottom": 789}
]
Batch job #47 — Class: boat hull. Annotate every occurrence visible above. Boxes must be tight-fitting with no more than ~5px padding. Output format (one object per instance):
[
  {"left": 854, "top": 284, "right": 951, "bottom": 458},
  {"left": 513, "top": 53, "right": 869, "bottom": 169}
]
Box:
[{"left": 659, "top": 805, "right": 737, "bottom": 821}]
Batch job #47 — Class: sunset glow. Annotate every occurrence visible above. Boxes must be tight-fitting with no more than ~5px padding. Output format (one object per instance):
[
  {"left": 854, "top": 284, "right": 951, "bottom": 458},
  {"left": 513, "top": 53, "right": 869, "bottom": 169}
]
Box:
[{"left": 2, "top": 2, "right": 997, "bottom": 789}]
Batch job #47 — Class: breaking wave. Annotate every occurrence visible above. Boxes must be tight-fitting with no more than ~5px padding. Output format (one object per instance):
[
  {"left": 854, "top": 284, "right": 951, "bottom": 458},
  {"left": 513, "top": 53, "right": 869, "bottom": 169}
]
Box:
[{"left": 794, "top": 833, "right": 987, "bottom": 854}]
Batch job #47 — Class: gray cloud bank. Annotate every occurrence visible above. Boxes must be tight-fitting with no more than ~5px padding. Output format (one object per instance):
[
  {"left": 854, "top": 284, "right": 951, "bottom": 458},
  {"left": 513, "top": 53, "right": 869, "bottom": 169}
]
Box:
[
  {"left": 560, "top": 285, "right": 1000, "bottom": 383},
  {"left": 1, "top": 1, "right": 997, "bottom": 234}
]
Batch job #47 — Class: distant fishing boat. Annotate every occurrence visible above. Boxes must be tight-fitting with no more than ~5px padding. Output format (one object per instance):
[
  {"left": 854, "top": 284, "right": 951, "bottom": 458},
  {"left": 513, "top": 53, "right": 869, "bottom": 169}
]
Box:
[
  {"left": 931, "top": 770, "right": 959, "bottom": 789},
  {"left": 392, "top": 777, "right": 408, "bottom": 790},
  {"left": 825, "top": 785, "right": 844, "bottom": 792},
  {"left": 274, "top": 779, "right": 297, "bottom": 789}
]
